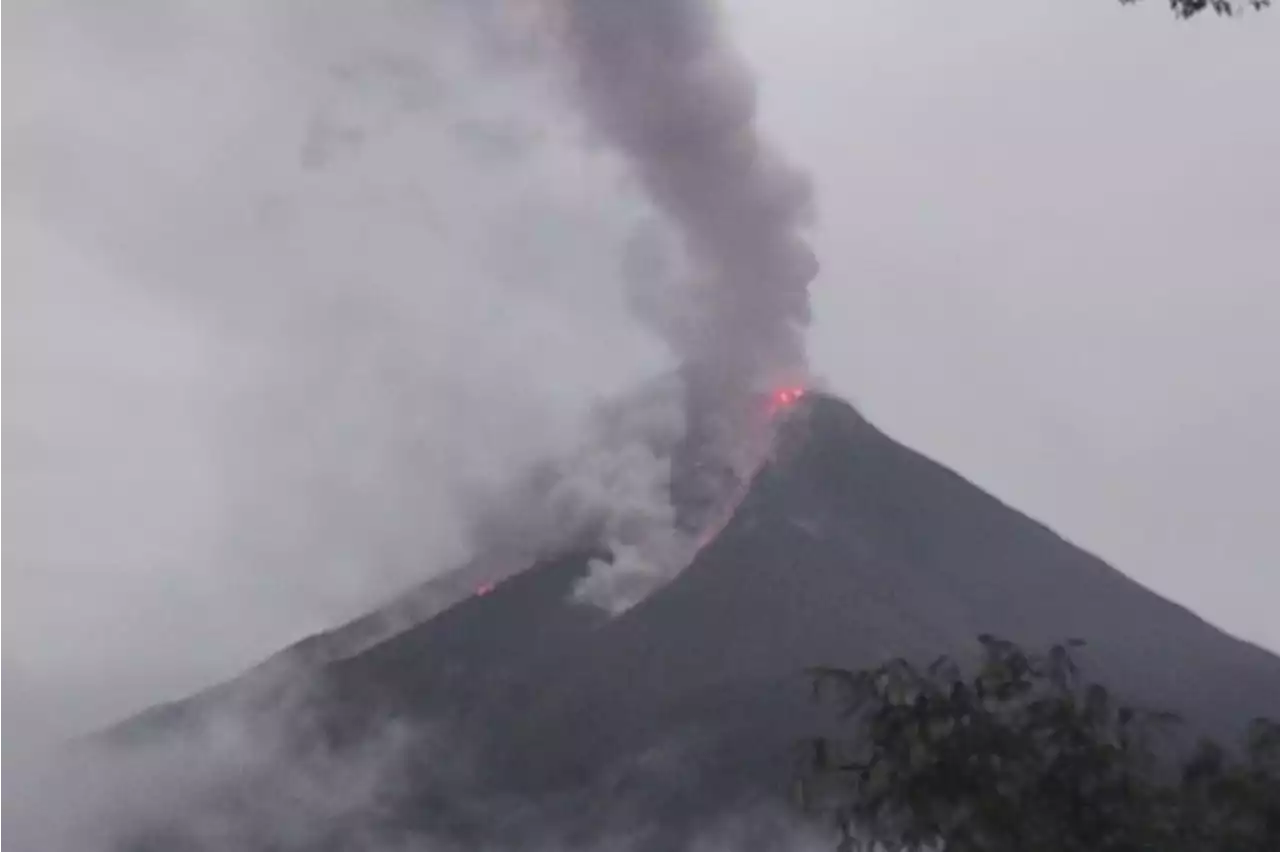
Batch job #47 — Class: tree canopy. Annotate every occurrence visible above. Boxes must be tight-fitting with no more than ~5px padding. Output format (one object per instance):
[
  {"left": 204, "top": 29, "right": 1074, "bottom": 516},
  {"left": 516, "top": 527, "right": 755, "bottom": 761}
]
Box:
[
  {"left": 1128, "top": 0, "right": 1271, "bottom": 17},
  {"left": 799, "top": 635, "right": 1280, "bottom": 851}
]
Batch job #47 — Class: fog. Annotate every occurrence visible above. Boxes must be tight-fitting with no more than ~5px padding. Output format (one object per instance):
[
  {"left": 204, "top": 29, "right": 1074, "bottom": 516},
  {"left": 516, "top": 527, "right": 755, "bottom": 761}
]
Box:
[
  {"left": 5, "top": 0, "right": 1279, "bottom": 789},
  {"left": 4, "top": 0, "right": 685, "bottom": 748}
]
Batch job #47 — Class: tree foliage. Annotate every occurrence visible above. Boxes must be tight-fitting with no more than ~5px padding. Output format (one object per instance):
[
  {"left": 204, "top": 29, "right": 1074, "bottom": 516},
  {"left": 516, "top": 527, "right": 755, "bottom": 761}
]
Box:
[
  {"left": 1125, "top": 0, "right": 1271, "bottom": 17},
  {"left": 798, "top": 635, "right": 1280, "bottom": 851}
]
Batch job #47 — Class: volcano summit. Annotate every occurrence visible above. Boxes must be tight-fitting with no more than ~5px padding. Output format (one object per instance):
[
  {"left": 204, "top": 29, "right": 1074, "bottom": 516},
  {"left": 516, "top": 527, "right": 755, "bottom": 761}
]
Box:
[{"left": 49, "top": 391, "right": 1277, "bottom": 852}]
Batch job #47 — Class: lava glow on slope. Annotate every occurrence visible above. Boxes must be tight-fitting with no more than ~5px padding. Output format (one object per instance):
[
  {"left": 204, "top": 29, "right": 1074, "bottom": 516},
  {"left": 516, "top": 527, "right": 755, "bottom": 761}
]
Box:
[
  {"left": 691, "top": 384, "right": 809, "bottom": 552},
  {"left": 473, "top": 385, "right": 809, "bottom": 598}
]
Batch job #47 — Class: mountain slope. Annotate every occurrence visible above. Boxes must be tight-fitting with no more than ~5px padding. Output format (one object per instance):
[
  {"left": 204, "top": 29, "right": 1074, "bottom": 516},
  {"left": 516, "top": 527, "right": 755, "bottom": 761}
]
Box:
[{"left": 105, "top": 393, "right": 1280, "bottom": 848}]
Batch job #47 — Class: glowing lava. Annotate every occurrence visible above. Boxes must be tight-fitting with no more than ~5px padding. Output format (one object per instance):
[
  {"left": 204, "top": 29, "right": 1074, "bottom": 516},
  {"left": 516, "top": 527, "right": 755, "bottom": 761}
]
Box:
[
  {"left": 768, "top": 386, "right": 806, "bottom": 415},
  {"left": 690, "top": 385, "right": 808, "bottom": 554}
]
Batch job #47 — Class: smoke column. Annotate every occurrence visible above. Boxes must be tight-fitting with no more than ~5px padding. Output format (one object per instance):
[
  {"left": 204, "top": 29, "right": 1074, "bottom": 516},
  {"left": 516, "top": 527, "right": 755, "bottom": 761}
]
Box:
[
  {"left": 564, "top": 0, "right": 818, "bottom": 388},
  {"left": 560, "top": 0, "right": 820, "bottom": 517}
]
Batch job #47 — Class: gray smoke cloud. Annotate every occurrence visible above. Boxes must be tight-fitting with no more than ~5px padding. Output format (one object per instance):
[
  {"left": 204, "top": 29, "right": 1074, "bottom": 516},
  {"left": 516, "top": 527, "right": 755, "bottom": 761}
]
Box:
[
  {"left": 4, "top": 1, "right": 826, "bottom": 844},
  {"left": 563, "top": 0, "right": 820, "bottom": 401},
  {"left": 5, "top": 669, "right": 423, "bottom": 852},
  {"left": 2, "top": 0, "right": 681, "bottom": 750},
  {"left": 5, "top": 0, "right": 825, "bottom": 776},
  {"left": 549, "top": 0, "right": 821, "bottom": 608},
  {"left": 480, "top": 374, "right": 699, "bottom": 613},
  {"left": 7, "top": 681, "right": 836, "bottom": 851}
]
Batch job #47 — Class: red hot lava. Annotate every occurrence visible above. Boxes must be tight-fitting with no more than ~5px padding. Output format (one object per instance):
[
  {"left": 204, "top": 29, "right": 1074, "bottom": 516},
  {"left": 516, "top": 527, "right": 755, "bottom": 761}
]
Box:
[
  {"left": 767, "top": 385, "right": 806, "bottom": 415},
  {"left": 475, "top": 385, "right": 810, "bottom": 598},
  {"left": 692, "top": 385, "right": 808, "bottom": 553}
]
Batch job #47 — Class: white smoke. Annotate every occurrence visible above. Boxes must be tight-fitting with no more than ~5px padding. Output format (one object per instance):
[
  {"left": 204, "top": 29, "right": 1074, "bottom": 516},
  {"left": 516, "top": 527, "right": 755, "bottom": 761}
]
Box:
[
  {"left": 3, "top": 0, "right": 682, "bottom": 747},
  {"left": 522, "top": 0, "right": 824, "bottom": 611},
  {"left": 4, "top": 664, "right": 418, "bottom": 851},
  {"left": 555, "top": 380, "right": 696, "bottom": 613},
  {"left": 4, "top": 0, "right": 819, "bottom": 844},
  {"left": 457, "top": 373, "right": 694, "bottom": 613},
  {"left": 7, "top": 710, "right": 837, "bottom": 852}
]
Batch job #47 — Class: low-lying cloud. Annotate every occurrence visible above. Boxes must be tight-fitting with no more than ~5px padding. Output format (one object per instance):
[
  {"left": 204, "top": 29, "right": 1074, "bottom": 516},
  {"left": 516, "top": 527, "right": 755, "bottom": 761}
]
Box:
[
  {"left": 3, "top": 2, "right": 833, "bottom": 847},
  {"left": 4, "top": 0, "right": 680, "bottom": 747}
]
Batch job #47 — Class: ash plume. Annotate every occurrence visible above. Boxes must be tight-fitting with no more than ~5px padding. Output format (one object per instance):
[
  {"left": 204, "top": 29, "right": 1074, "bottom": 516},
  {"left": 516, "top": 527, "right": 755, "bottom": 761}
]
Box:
[
  {"left": 562, "top": 0, "right": 820, "bottom": 408},
  {"left": 546, "top": 0, "right": 820, "bottom": 607}
]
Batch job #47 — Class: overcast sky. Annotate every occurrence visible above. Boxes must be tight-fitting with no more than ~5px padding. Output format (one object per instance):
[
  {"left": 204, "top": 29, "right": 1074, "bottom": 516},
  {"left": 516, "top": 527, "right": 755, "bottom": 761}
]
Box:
[
  {"left": 730, "top": 0, "right": 1280, "bottom": 659},
  {"left": 5, "top": 0, "right": 1278, "bottom": 751}
]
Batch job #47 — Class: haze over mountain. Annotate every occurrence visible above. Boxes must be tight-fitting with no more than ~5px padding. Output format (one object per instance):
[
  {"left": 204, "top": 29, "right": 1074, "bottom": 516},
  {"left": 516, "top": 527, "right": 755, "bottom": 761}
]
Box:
[
  {"left": 16, "top": 391, "right": 1276, "bottom": 852},
  {"left": 8, "top": 0, "right": 1280, "bottom": 762},
  {"left": 7, "top": 2, "right": 1279, "bottom": 850}
]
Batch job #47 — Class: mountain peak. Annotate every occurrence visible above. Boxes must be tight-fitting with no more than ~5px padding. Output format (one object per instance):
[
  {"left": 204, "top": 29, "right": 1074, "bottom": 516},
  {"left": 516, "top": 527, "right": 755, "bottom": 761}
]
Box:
[{"left": 90, "top": 393, "right": 1280, "bottom": 850}]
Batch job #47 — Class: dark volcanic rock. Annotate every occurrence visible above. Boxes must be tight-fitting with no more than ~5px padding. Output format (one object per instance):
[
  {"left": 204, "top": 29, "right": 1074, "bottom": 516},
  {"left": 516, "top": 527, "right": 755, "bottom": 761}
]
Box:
[{"left": 99, "top": 393, "right": 1280, "bottom": 849}]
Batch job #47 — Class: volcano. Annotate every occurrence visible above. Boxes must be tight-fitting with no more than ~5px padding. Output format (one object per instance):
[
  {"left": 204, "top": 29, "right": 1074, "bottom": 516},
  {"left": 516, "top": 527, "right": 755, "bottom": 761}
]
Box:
[{"left": 94, "top": 393, "right": 1280, "bottom": 850}]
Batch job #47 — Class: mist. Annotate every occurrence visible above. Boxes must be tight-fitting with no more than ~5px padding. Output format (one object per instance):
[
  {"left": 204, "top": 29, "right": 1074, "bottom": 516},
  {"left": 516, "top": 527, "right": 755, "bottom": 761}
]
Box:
[
  {"left": 5, "top": 4, "right": 824, "bottom": 843},
  {"left": 3, "top": 0, "right": 688, "bottom": 749},
  {"left": 7, "top": 680, "right": 835, "bottom": 852},
  {"left": 6, "top": 0, "right": 1280, "bottom": 849}
]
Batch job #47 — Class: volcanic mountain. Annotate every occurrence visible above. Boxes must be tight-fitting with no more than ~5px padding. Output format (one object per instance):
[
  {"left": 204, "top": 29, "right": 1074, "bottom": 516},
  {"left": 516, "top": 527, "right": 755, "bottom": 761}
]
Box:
[{"left": 96, "top": 392, "right": 1280, "bottom": 850}]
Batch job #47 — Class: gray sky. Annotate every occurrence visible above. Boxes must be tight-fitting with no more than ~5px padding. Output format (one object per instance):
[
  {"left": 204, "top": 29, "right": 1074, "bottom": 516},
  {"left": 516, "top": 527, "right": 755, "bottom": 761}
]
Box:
[
  {"left": 4, "top": 0, "right": 1278, "bottom": 751},
  {"left": 730, "top": 0, "right": 1279, "bottom": 657}
]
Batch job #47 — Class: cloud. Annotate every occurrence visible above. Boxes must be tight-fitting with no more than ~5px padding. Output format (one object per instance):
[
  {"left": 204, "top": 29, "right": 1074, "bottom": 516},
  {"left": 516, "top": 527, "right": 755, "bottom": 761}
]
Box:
[
  {"left": 7, "top": 0, "right": 817, "bottom": 755},
  {"left": 4, "top": 649, "right": 839, "bottom": 852},
  {"left": 5, "top": 659, "right": 432, "bottom": 852},
  {"left": 2, "top": 0, "right": 677, "bottom": 747}
]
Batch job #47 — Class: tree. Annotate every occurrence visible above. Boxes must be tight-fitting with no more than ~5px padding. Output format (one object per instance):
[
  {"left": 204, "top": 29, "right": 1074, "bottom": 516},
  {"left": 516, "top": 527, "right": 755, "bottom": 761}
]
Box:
[
  {"left": 798, "top": 635, "right": 1280, "bottom": 851},
  {"left": 1125, "top": 0, "right": 1271, "bottom": 17}
]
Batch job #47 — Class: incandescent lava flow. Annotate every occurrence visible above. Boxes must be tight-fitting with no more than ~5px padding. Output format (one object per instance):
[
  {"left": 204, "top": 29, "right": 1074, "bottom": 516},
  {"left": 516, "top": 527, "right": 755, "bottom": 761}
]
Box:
[{"left": 686, "top": 383, "right": 810, "bottom": 553}]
